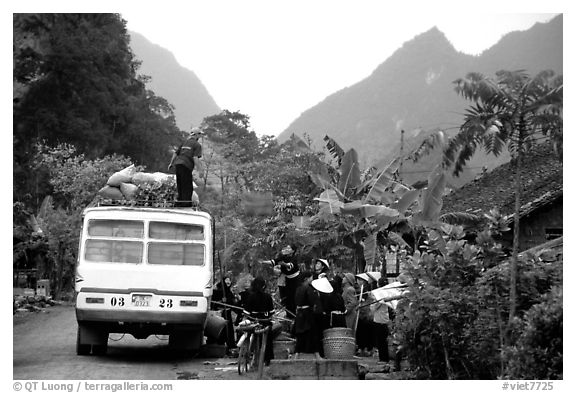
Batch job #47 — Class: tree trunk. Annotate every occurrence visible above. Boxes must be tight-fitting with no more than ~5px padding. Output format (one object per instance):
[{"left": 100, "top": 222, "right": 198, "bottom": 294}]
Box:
[
  {"left": 507, "top": 129, "right": 524, "bottom": 338},
  {"left": 54, "top": 241, "right": 65, "bottom": 300}
]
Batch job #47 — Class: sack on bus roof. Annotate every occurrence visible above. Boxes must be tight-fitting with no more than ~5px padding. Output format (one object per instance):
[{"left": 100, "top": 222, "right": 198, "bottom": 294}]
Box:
[
  {"left": 97, "top": 185, "right": 124, "bottom": 200},
  {"left": 107, "top": 164, "right": 135, "bottom": 187},
  {"left": 131, "top": 172, "right": 159, "bottom": 186},
  {"left": 119, "top": 182, "right": 139, "bottom": 200},
  {"left": 152, "top": 172, "right": 175, "bottom": 184}
]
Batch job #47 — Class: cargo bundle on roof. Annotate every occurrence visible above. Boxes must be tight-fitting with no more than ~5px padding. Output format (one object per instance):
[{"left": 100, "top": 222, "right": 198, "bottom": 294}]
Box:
[{"left": 93, "top": 165, "right": 199, "bottom": 208}]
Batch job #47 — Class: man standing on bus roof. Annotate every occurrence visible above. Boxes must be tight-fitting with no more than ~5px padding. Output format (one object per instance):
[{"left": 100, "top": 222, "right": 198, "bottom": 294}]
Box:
[{"left": 168, "top": 127, "right": 204, "bottom": 207}]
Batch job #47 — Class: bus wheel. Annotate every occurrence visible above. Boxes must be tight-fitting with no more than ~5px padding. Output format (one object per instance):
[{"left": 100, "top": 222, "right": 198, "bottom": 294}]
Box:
[
  {"left": 169, "top": 332, "right": 202, "bottom": 355},
  {"left": 92, "top": 343, "right": 108, "bottom": 356},
  {"left": 76, "top": 327, "right": 91, "bottom": 356}
]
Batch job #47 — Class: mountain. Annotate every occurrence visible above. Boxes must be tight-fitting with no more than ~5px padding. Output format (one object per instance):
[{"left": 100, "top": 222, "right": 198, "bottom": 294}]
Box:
[
  {"left": 278, "top": 15, "right": 562, "bottom": 186},
  {"left": 129, "top": 31, "right": 220, "bottom": 131}
]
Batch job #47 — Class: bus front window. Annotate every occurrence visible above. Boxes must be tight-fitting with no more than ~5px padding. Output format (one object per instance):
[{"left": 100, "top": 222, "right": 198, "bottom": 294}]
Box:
[{"left": 148, "top": 243, "right": 204, "bottom": 266}]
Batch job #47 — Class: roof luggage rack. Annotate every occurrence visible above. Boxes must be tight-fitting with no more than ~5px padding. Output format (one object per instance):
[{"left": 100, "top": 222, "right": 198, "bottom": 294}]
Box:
[{"left": 89, "top": 196, "right": 199, "bottom": 210}]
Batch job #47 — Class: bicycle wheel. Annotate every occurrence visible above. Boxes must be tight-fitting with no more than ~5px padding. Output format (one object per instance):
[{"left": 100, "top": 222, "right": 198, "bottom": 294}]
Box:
[
  {"left": 248, "top": 333, "right": 259, "bottom": 371},
  {"left": 238, "top": 335, "right": 250, "bottom": 375}
]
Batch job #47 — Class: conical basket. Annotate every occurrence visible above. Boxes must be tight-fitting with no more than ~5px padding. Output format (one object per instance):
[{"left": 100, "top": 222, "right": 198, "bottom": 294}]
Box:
[
  {"left": 323, "top": 327, "right": 354, "bottom": 339},
  {"left": 322, "top": 336, "right": 356, "bottom": 359}
]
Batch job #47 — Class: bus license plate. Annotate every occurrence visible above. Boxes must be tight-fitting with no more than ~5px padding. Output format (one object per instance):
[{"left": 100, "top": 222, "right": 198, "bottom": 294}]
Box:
[{"left": 132, "top": 294, "right": 151, "bottom": 307}]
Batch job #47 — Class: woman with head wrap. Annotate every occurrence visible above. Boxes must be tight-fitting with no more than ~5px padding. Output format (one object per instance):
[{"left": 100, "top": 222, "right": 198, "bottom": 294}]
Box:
[{"left": 342, "top": 273, "right": 358, "bottom": 330}]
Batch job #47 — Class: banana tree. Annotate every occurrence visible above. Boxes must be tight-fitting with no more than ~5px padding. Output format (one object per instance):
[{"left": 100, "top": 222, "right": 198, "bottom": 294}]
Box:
[{"left": 310, "top": 135, "right": 449, "bottom": 273}]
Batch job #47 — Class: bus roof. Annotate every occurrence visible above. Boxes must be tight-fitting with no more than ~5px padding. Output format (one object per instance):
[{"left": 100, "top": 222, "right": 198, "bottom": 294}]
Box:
[{"left": 82, "top": 206, "right": 212, "bottom": 220}]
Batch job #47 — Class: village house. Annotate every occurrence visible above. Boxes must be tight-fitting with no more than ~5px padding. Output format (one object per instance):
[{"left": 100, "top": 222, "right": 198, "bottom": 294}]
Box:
[{"left": 441, "top": 143, "right": 562, "bottom": 252}]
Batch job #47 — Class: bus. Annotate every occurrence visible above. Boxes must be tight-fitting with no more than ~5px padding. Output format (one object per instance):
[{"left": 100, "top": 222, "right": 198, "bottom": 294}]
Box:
[{"left": 75, "top": 205, "right": 213, "bottom": 355}]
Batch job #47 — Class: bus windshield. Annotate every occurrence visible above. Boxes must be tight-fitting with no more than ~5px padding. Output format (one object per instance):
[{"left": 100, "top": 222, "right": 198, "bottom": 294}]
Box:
[
  {"left": 149, "top": 221, "right": 204, "bottom": 240},
  {"left": 83, "top": 218, "right": 205, "bottom": 266}
]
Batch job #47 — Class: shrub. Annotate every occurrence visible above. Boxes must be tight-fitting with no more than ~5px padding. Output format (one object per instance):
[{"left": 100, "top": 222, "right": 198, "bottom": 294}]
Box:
[
  {"left": 393, "top": 223, "right": 563, "bottom": 379},
  {"left": 505, "top": 285, "right": 563, "bottom": 379}
]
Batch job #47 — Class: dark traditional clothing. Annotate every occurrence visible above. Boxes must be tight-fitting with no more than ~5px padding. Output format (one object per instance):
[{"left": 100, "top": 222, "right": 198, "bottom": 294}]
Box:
[
  {"left": 172, "top": 136, "right": 202, "bottom": 207},
  {"left": 212, "top": 281, "right": 236, "bottom": 348},
  {"left": 234, "top": 289, "right": 250, "bottom": 325},
  {"left": 321, "top": 290, "right": 347, "bottom": 329},
  {"left": 244, "top": 287, "right": 275, "bottom": 363},
  {"left": 294, "top": 281, "right": 324, "bottom": 354},
  {"left": 272, "top": 253, "right": 301, "bottom": 316},
  {"left": 342, "top": 274, "right": 358, "bottom": 330},
  {"left": 212, "top": 281, "right": 234, "bottom": 307},
  {"left": 356, "top": 293, "right": 374, "bottom": 354}
]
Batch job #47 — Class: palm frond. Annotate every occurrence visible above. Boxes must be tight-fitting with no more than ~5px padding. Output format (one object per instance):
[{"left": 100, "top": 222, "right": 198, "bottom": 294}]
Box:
[
  {"left": 407, "top": 129, "right": 446, "bottom": 163},
  {"left": 454, "top": 72, "right": 503, "bottom": 105}
]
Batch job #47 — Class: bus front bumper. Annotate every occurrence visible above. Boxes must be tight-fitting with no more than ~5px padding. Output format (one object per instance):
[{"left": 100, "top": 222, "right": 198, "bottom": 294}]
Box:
[{"left": 76, "top": 308, "right": 208, "bottom": 325}]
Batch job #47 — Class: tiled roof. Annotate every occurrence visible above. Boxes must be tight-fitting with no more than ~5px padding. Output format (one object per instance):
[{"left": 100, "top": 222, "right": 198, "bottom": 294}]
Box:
[
  {"left": 441, "top": 143, "right": 563, "bottom": 221},
  {"left": 519, "top": 236, "right": 563, "bottom": 262}
]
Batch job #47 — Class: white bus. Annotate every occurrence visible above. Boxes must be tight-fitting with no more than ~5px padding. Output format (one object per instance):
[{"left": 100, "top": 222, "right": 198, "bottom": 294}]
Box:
[{"left": 75, "top": 206, "right": 213, "bottom": 355}]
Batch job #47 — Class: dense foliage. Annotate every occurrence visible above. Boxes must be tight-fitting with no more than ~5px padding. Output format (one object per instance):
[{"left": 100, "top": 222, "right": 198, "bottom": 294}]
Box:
[
  {"left": 13, "top": 13, "right": 181, "bottom": 208},
  {"left": 14, "top": 144, "right": 135, "bottom": 298},
  {"left": 393, "top": 219, "right": 562, "bottom": 379},
  {"left": 505, "top": 285, "right": 562, "bottom": 379}
]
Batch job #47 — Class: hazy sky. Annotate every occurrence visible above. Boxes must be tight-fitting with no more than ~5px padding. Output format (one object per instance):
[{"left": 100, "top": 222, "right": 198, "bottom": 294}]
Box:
[
  {"left": 119, "top": 2, "right": 560, "bottom": 136},
  {"left": 7, "top": 1, "right": 565, "bottom": 137}
]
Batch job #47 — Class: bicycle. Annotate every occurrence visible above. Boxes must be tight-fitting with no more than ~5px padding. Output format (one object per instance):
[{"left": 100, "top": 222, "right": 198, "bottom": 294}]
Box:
[{"left": 236, "top": 316, "right": 272, "bottom": 378}]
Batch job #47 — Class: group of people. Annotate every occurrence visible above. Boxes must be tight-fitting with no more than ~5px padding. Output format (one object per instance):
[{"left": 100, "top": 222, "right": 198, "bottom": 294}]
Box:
[
  {"left": 262, "top": 243, "right": 393, "bottom": 362},
  {"left": 211, "top": 273, "right": 277, "bottom": 362}
]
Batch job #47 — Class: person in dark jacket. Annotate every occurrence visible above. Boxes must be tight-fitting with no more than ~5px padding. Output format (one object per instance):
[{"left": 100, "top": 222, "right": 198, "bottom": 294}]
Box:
[
  {"left": 294, "top": 271, "right": 315, "bottom": 354},
  {"left": 356, "top": 281, "right": 375, "bottom": 357},
  {"left": 310, "top": 277, "right": 333, "bottom": 356},
  {"left": 294, "top": 272, "right": 332, "bottom": 355},
  {"left": 212, "top": 276, "right": 234, "bottom": 307},
  {"left": 234, "top": 278, "right": 252, "bottom": 325},
  {"left": 243, "top": 276, "right": 275, "bottom": 364},
  {"left": 322, "top": 275, "right": 346, "bottom": 329},
  {"left": 168, "top": 127, "right": 204, "bottom": 207},
  {"left": 263, "top": 244, "right": 301, "bottom": 316},
  {"left": 212, "top": 275, "right": 236, "bottom": 349}
]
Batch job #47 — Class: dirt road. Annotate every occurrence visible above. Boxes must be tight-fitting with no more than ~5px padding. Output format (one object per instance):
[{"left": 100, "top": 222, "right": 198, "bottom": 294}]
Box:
[{"left": 13, "top": 304, "right": 249, "bottom": 380}]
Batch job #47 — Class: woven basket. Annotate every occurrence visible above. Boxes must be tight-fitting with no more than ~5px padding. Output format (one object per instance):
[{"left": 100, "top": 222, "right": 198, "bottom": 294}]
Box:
[
  {"left": 323, "top": 327, "right": 354, "bottom": 340},
  {"left": 322, "top": 337, "right": 356, "bottom": 359}
]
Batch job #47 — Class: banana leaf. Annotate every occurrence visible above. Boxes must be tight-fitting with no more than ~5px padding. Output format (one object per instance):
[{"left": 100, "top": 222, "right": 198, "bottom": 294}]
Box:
[
  {"left": 341, "top": 201, "right": 399, "bottom": 219},
  {"left": 392, "top": 189, "right": 420, "bottom": 214},
  {"left": 415, "top": 165, "right": 446, "bottom": 222},
  {"left": 314, "top": 189, "right": 343, "bottom": 214},
  {"left": 308, "top": 171, "right": 332, "bottom": 191},
  {"left": 338, "top": 149, "right": 361, "bottom": 194},
  {"left": 323, "top": 135, "right": 345, "bottom": 166},
  {"left": 360, "top": 157, "right": 402, "bottom": 202}
]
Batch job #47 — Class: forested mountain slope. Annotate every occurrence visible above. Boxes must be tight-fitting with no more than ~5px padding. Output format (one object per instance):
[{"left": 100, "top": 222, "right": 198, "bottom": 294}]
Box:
[{"left": 278, "top": 15, "right": 562, "bottom": 186}]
